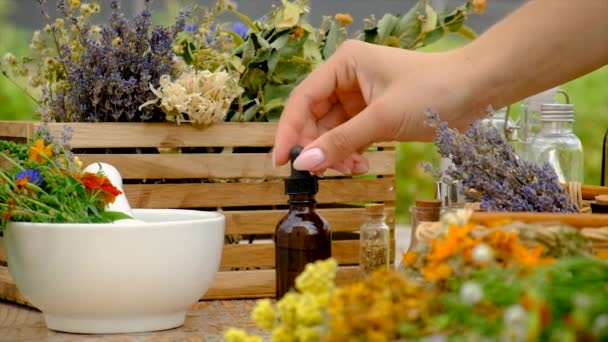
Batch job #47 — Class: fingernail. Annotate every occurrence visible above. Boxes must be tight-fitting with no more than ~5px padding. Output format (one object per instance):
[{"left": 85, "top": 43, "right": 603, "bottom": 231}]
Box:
[
  {"left": 293, "top": 148, "right": 325, "bottom": 170},
  {"left": 352, "top": 163, "right": 369, "bottom": 174}
]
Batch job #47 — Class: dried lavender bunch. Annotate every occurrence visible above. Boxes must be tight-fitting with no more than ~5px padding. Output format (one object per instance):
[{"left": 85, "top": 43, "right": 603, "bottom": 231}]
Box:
[
  {"left": 4, "top": 0, "right": 186, "bottom": 122},
  {"left": 426, "top": 111, "right": 578, "bottom": 212}
]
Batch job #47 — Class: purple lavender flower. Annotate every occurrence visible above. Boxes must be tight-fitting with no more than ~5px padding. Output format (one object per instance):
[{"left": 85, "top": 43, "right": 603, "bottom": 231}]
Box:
[
  {"left": 232, "top": 22, "right": 248, "bottom": 38},
  {"left": 426, "top": 110, "right": 578, "bottom": 213},
  {"left": 15, "top": 169, "right": 43, "bottom": 185}
]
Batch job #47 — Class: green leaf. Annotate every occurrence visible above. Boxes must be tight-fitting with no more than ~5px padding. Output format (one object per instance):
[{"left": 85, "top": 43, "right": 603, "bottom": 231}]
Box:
[
  {"left": 279, "top": 30, "right": 309, "bottom": 57},
  {"left": 322, "top": 21, "right": 341, "bottom": 59},
  {"left": 100, "top": 211, "right": 133, "bottom": 222},
  {"left": 399, "top": 24, "right": 421, "bottom": 48},
  {"left": 422, "top": 27, "right": 445, "bottom": 46},
  {"left": 264, "top": 83, "right": 294, "bottom": 104},
  {"left": 241, "top": 40, "right": 255, "bottom": 65},
  {"left": 456, "top": 25, "right": 477, "bottom": 40},
  {"left": 272, "top": 61, "right": 311, "bottom": 83},
  {"left": 421, "top": 4, "right": 438, "bottom": 33},
  {"left": 275, "top": 1, "right": 305, "bottom": 29},
  {"left": 396, "top": 2, "right": 422, "bottom": 32},
  {"left": 241, "top": 67, "right": 267, "bottom": 92},
  {"left": 242, "top": 103, "right": 259, "bottom": 122},
  {"left": 253, "top": 32, "right": 272, "bottom": 50},
  {"left": 443, "top": 6, "right": 467, "bottom": 32},
  {"left": 377, "top": 13, "right": 400, "bottom": 42},
  {"left": 302, "top": 40, "right": 323, "bottom": 63},
  {"left": 225, "top": 31, "right": 245, "bottom": 46},
  {"left": 266, "top": 50, "right": 280, "bottom": 77},
  {"left": 270, "top": 33, "right": 290, "bottom": 50}
]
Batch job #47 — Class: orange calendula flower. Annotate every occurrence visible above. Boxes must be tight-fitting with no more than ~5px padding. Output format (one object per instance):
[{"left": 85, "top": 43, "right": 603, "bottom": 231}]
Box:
[
  {"left": 472, "top": 0, "right": 487, "bottom": 15},
  {"left": 427, "top": 224, "right": 476, "bottom": 263},
  {"left": 401, "top": 251, "right": 417, "bottom": 267},
  {"left": 335, "top": 13, "right": 353, "bottom": 26},
  {"left": 79, "top": 172, "right": 122, "bottom": 203},
  {"left": 28, "top": 139, "right": 53, "bottom": 163},
  {"left": 422, "top": 262, "right": 453, "bottom": 281}
]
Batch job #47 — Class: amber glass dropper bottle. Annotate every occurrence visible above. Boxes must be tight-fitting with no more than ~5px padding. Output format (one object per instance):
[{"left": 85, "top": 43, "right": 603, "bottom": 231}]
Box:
[{"left": 275, "top": 145, "right": 332, "bottom": 299}]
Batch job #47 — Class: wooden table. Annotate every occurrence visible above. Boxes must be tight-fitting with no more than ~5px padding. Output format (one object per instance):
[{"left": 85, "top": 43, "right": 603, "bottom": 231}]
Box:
[{"left": 0, "top": 300, "right": 267, "bottom": 342}]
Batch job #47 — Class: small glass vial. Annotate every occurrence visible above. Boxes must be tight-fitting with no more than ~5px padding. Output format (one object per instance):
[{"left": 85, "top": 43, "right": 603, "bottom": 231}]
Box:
[
  {"left": 528, "top": 103, "right": 584, "bottom": 183},
  {"left": 359, "top": 203, "right": 390, "bottom": 276},
  {"left": 409, "top": 199, "right": 442, "bottom": 250},
  {"left": 275, "top": 145, "right": 331, "bottom": 299}
]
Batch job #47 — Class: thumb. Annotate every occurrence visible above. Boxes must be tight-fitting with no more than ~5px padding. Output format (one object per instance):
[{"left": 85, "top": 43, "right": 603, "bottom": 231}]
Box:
[{"left": 293, "top": 101, "right": 389, "bottom": 172}]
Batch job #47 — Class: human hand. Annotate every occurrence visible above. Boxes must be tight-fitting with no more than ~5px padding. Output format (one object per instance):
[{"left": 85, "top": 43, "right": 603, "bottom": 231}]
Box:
[{"left": 273, "top": 40, "right": 480, "bottom": 175}]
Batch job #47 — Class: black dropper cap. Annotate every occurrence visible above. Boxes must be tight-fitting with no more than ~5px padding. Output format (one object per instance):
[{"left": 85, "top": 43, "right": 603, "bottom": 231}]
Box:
[{"left": 285, "top": 145, "right": 319, "bottom": 195}]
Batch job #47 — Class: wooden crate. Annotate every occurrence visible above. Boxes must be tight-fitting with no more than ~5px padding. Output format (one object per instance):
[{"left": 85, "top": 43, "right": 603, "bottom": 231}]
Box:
[{"left": 0, "top": 120, "right": 396, "bottom": 306}]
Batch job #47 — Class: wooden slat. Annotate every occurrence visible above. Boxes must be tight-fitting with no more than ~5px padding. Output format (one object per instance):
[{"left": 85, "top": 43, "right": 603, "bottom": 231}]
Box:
[
  {"left": 203, "top": 266, "right": 360, "bottom": 300},
  {"left": 221, "top": 240, "right": 358, "bottom": 269},
  {"left": 77, "top": 150, "right": 395, "bottom": 179},
  {"left": 0, "top": 121, "right": 397, "bottom": 150},
  {"left": 225, "top": 207, "right": 395, "bottom": 235},
  {"left": 125, "top": 177, "right": 395, "bottom": 208},
  {"left": 221, "top": 239, "right": 395, "bottom": 269},
  {"left": 0, "top": 121, "right": 35, "bottom": 141}
]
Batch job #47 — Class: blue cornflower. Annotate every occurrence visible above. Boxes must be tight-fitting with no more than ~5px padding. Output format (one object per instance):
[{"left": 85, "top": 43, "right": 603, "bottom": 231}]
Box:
[
  {"left": 232, "top": 21, "right": 248, "bottom": 39},
  {"left": 184, "top": 24, "right": 198, "bottom": 33},
  {"left": 15, "top": 169, "right": 43, "bottom": 186}
]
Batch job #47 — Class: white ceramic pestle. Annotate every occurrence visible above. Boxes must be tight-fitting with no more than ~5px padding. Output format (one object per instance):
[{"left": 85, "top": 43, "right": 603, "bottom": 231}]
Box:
[{"left": 82, "top": 162, "right": 144, "bottom": 223}]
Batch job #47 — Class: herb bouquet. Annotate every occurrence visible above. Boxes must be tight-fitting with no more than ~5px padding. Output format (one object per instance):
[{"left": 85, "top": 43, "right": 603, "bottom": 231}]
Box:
[{"left": 0, "top": 127, "right": 129, "bottom": 230}]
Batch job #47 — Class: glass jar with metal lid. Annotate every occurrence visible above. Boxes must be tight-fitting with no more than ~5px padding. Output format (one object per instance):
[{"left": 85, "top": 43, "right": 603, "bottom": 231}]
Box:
[{"left": 528, "top": 103, "right": 584, "bottom": 183}]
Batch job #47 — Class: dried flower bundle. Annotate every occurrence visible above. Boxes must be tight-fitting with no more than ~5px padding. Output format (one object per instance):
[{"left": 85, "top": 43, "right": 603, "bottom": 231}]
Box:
[
  {"left": 426, "top": 111, "right": 578, "bottom": 212},
  {"left": 3, "top": 0, "right": 185, "bottom": 122},
  {"left": 2, "top": 0, "right": 486, "bottom": 123}
]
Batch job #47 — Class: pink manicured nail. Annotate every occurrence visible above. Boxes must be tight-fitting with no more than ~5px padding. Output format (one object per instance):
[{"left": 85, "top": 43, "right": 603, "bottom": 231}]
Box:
[
  {"left": 352, "top": 163, "right": 369, "bottom": 174},
  {"left": 293, "top": 148, "right": 325, "bottom": 170}
]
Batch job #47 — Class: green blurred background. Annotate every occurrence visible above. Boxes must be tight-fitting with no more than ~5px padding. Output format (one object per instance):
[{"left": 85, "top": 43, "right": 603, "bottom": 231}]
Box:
[{"left": 0, "top": 0, "right": 606, "bottom": 224}]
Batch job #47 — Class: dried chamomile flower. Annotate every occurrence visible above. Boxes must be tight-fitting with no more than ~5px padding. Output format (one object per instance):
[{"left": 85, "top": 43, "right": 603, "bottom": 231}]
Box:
[{"left": 141, "top": 68, "right": 243, "bottom": 125}]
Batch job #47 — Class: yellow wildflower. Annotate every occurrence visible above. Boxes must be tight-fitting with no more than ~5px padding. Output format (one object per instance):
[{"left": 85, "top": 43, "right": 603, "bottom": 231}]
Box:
[
  {"left": 73, "top": 156, "right": 83, "bottom": 170},
  {"left": 472, "top": 0, "right": 487, "bottom": 15},
  {"left": 294, "top": 327, "right": 320, "bottom": 342},
  {"left": 276, "top": 292, "right": 298, "bottom": 328},
  {"left": 270, "top": 326, "right": 296, "bottom": 342},
  {"left": 224, "top": 328, "right": 263, "bottom": 342},
  {"left": 70, "top": 0, "right": 81, "bottom": 8},
  {"left": 335, "top": 13, "right": 353, "bottom": 26},
  {"left": 295, "top": 258, "right": 337, "bottom": 294},
  {"left": 251, "top": 299, "right": 275, "bottom": 330},
  {"left": 295, "top": 293, "right": 323, "bottom": 326},
  {"left": 28, "top": 139, "right": 53, "bottom": 163}
]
